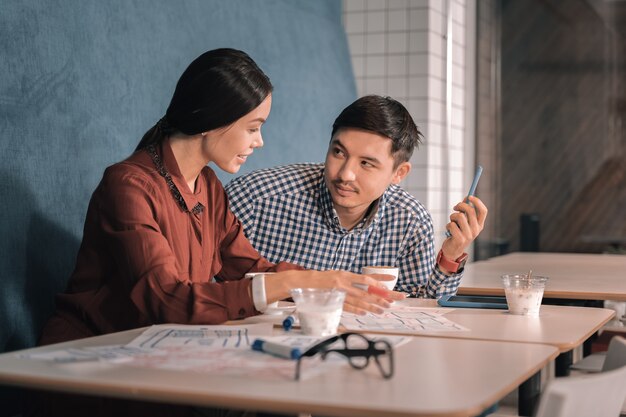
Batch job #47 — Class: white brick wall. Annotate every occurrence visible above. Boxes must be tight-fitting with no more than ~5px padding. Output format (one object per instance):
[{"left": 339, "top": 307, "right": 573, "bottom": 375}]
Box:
[{"left": 343, "top": 0, "right": 476, "bottom": 252}]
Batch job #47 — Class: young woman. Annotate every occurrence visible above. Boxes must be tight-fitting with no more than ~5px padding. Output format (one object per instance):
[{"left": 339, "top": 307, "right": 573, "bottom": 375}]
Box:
[
  {"left": 38, "top": 48, "right": 402, "bottom": 348},
  {"left": 26, "top": 47, "right": 404, "bottom": 417}
]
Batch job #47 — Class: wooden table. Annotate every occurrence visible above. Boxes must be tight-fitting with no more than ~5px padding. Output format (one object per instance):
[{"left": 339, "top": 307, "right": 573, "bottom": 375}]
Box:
[
  {"left": 394, "top": 301, "right": 614, "bottom": 353},
  {"left": 458, "top": 252, "right": 626, "bottom": 301},
  {"left": 443, "top": 304, "right": 615, "bottom": 415},
  {"left": 457, "top": 251, "right": 626, "bottom": 382},
  {"left": 355, "top": 299, "right": 615, "bottom": 416},
  {"left": 0, "top": 328, "right": 558, "bottom": 417}
]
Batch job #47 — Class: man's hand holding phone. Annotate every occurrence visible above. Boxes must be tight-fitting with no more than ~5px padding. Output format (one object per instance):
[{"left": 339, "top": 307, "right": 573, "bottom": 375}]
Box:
[{"left": 438, "top": 166, "right": 488, "bottom": 274}]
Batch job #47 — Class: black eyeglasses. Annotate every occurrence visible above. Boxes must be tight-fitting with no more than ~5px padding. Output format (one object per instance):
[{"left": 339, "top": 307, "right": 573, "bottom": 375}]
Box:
[{"left": 295, "top": 332, "right": 394, "bottom": 381}]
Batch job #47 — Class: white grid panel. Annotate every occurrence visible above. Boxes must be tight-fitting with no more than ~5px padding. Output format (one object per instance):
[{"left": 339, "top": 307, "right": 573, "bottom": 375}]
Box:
[{"left": 343, "top": 0, "right": 473, "bottom": 239}]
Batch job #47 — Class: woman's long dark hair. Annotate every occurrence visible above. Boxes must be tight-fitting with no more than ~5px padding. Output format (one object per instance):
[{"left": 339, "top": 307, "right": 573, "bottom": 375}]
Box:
[{"left": 136, "top": 48, "right": 273, "bottom": 151}]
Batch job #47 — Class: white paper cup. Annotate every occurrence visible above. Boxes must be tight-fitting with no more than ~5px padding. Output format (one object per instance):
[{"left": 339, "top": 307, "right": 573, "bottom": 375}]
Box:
[
  {"left": 361, "top": 266, "right": 399, "bottom": 291},
  {"left": 502, "top": 274, "right": 548, "bottom": 316},
  {"left": 290, "top": 288, "right": 346, "bottom": 336}
]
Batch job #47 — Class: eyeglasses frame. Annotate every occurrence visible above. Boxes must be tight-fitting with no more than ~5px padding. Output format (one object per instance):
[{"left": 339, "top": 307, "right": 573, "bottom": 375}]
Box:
[{"left": 294, "top": 332, "right": 394, "bottom": 381}]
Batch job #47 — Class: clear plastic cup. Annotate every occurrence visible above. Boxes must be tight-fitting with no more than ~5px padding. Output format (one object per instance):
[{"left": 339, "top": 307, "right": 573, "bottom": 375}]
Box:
[
  {"left": 502, "top": 274, "right": 549, "bottom": 316},
  {"left": 290, "top": 288, "right": 346, "bottom": 336}
]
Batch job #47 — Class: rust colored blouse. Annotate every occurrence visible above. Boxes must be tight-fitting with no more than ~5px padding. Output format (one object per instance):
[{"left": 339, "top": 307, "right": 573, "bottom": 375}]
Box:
[{"left": 40, "top": 141, "right": 297, "bottom": 345}]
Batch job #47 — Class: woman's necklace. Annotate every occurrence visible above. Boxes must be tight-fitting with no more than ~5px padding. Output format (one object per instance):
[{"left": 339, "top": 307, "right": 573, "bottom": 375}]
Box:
[{"left": 146, "top": 144, "right": 204, "bottom": 214}]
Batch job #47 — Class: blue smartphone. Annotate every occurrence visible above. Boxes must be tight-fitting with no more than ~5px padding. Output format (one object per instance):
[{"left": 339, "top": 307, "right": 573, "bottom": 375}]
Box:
[
  {"left": 437, "top": 294, "right": 508, "bottom": 309},
  {"left": 445, "top": 165, "right": 483, "bottom": 238}
]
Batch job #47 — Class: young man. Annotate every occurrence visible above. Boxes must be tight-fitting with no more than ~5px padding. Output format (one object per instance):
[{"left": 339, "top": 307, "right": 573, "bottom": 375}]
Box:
[{"left": 225, "top": 95, "right": 487, "bottom": 298}]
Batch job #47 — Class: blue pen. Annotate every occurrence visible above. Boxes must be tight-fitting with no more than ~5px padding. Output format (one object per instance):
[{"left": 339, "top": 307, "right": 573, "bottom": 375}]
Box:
[
  {"left": 446, "top": 165, "right": 483, "bottom": 238},
  {"left": 282, "top": 315, "right": 296, "bottom": 331},
  {"left": 251, "top": 339, "right": 302, "bottom": 360}
]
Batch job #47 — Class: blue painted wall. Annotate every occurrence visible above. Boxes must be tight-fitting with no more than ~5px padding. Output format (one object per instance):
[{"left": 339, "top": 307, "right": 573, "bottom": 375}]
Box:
[{"left": 0, "top": 1, "right": 355, "bottom": 414}]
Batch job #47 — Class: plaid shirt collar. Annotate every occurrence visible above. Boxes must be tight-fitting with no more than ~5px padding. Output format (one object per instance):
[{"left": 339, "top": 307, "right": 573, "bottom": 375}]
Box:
[{"left": 317, "top": 173, "right": 387, "bottom": 234}]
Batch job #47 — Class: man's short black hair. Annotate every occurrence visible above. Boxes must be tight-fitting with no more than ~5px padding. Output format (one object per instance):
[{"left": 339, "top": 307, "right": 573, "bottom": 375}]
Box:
[{"left": 331, "top": 95, "right": 422, "bottom": 166}]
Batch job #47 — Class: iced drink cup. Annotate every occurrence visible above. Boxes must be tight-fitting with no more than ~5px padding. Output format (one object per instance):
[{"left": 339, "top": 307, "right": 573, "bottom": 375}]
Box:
[
  {"left": 502, "top": 274, "right": 548, "bottom": 316},
  {"left": 290, "top": 288, "right": 346, "bottom": 336}
]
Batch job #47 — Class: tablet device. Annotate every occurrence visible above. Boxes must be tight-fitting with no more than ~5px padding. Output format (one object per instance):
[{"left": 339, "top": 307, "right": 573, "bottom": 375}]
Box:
[{"left": 437, "top": 294, "right": 509, "bottom": 309}]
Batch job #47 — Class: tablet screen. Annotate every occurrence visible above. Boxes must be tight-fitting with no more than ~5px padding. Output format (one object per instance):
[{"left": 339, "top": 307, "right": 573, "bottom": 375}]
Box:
[{"left": 446, "top": 295, "right": 508, "bottom": 304}]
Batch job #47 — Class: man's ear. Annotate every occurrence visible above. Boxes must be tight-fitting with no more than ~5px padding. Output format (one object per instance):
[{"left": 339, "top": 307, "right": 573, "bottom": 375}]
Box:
[{"left": 391, "top": 161, "right": 411, "bottom": 185}]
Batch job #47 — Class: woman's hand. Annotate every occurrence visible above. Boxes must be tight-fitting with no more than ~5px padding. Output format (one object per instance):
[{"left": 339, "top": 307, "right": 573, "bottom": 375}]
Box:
[{"left": 264, "top": 270, "right": 406, "bottom": 315}]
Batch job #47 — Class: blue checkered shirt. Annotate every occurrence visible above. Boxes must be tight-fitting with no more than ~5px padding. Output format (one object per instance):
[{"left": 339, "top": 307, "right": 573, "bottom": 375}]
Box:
[{"left": 225, "top": 163, "right": 461, "bottom": 298}]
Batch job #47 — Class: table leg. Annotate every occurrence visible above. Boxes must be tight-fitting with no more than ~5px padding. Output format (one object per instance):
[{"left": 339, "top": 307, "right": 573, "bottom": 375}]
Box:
[
  {"left": 583, "top": 338, "right": 592, "bottom": 357},
  {"left": 555, "top": 350, "right": 573, "bottom": 377},
  {"left": 518, "top": 370, "right": 541, "bottom": 417}
]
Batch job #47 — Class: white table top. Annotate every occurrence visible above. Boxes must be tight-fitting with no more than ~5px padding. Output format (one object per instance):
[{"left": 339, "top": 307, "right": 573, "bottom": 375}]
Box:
[
  {"left": 0, "top": 328, "right": 558, "bottom": 417},
  {"left": 344, "top": 300, "right": 614, "bottom": 353},
  {"left": 458, "top": 252, "right": 626, "bottom": 301}
]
